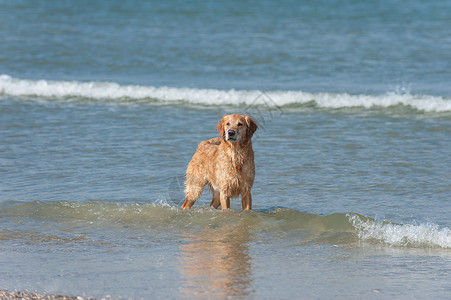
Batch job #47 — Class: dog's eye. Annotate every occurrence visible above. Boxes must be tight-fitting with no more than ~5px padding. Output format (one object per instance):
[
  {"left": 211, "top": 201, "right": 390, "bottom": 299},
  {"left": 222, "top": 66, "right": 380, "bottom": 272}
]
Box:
[
  {"left": 237, "top": 122, "right": 243, "bottom": 126},
  {"left": 226, "top": 122, "right": 230, "bottom": 126}
]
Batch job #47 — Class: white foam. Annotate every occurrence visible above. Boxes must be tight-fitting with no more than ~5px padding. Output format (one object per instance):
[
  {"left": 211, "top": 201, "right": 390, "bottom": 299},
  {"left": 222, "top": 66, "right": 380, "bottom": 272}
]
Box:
[
  {"left": 348, "top": 214, "right": 451, "bottom": 248},
  {"left": 1, "top": 74, "right": 451, "bottom": 112}
]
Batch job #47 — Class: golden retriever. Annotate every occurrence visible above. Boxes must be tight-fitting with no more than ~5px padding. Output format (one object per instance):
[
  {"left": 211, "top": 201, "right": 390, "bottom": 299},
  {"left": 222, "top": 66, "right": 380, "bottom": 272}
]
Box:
[{"left": 181, "top": 114, "right": 258, "bottom": 210}]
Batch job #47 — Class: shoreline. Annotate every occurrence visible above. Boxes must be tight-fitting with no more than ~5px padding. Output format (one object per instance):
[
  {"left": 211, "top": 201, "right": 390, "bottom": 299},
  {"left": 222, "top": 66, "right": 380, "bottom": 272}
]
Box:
[{"left": 0, "top": 291, "right": 109, "bottom": 300}]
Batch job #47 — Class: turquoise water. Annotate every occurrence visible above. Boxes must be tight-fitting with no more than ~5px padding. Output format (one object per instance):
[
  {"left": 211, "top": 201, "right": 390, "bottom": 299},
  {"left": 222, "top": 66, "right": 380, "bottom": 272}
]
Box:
[
  {"left": 2, "top": 0, "right": 451, "bottom": 94},
  {"left": 1, "top": 1, "right": 451, "bottom": 299}
]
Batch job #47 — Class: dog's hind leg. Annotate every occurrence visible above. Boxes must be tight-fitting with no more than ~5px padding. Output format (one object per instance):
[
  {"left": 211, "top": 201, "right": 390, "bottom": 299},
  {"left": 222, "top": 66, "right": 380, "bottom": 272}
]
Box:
[
  {"left": 209, "top": 188, "right": 220, "bottom": 209},
  {"left": 181, "top": 177, "right": 206, "bottom": 209},
  {"left": 219, "top": 193, "right": 231, "bottom": 210}
]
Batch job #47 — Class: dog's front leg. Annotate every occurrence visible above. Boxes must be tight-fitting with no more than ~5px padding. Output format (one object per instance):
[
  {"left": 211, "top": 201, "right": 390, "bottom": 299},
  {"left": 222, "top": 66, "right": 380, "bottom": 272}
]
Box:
[{"left": 241, "top": 192, "right": 252, "bottom": 211}]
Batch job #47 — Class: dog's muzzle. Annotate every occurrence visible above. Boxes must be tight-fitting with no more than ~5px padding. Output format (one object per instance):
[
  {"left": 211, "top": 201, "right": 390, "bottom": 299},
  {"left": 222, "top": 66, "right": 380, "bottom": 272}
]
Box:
[{"left": 227, "top": 129, "right": 237, "bottom": 141}]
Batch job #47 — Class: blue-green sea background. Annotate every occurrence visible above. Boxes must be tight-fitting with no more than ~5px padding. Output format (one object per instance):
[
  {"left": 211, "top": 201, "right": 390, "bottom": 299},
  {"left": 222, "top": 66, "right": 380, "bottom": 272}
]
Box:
[{"left": 1, "top": 1, "right": 450, "bottom": 299}]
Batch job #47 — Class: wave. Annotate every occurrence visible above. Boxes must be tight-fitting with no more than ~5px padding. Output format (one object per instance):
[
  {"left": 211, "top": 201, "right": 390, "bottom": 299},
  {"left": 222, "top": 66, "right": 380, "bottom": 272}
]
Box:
[
  {"left": 1, "top": 200, "right": 450, "bottom": 249},
  {"left": 348, "top": 214, "right": 451, "bottom": 249},
  {"left": 1, "top": 74, "right": 451, "bottom": 113}
]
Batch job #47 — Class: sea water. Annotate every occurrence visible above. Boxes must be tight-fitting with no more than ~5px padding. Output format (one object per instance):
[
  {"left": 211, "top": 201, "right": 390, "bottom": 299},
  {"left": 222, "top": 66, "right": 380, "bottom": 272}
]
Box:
[{"left": 1, "top": 1, "right": 450, "bottom": 299}]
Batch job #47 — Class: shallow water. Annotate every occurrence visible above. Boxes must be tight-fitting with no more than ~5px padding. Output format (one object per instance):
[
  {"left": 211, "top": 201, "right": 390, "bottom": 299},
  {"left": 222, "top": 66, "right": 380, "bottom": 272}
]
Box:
[
  {"left": 1, "top": 0, "right": 451, "bottom": 299},
  {"left": 1, "top": 100, "right": 450, "bottom": 299},
  {"left": 1, "top": 200, "right": 450, "bottom": 299}
]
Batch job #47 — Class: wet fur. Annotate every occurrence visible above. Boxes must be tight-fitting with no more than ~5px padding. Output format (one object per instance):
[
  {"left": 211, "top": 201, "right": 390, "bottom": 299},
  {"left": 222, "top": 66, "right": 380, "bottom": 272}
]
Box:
[{"left": 181, "top": 114, "right": 258, "bottom": 210}]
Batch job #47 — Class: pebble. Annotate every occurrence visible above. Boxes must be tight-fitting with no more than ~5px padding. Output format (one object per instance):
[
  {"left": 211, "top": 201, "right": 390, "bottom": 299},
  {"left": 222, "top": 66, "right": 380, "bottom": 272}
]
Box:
[{"left": 0, "top": 290, "right": 111, "bottom": 300}]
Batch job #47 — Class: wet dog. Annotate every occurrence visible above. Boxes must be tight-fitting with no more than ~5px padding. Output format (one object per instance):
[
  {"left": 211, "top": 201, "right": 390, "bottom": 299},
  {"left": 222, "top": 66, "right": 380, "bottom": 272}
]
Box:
[{"left": 181, "top": 114, "right": 258, "bottom": 210}]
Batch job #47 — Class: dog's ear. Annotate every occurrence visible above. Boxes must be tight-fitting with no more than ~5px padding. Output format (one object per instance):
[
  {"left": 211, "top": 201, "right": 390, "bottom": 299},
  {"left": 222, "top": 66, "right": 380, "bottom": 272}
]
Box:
[
  {"left": 217, "top": 117, "right": 226, "bottom": 140},
  {"left": 245, "top": 115, "right": 258, "bottom": 139}
]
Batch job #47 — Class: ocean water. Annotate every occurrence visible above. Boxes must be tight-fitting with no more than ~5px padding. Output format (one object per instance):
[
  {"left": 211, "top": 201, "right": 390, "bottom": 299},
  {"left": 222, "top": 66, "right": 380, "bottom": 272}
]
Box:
[{"left": 1, "top": 0, "right": 451, "bottom": 299}]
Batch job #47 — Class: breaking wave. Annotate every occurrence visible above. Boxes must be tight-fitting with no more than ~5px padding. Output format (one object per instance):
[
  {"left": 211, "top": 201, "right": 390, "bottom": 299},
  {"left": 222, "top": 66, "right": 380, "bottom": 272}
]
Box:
[
  {"left": 1, "top": 74, "right": 451, "bottom": 113},
  {"left": 348, "top": 214, "right": 451, "bottom": 248},
  {"left": 1, "top": 200, "right": 450, "bottom": 249}
]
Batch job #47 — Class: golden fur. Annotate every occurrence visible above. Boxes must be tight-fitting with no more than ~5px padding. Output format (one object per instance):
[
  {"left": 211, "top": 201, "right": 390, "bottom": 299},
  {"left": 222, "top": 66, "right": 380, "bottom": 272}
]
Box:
[{"left": 181, "top": 114, "right": 258, "bottom": 210}]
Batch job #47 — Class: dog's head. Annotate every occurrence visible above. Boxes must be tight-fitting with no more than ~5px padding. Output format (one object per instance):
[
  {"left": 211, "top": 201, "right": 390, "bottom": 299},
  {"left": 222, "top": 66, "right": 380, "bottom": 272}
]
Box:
[{"left": 217, "top": 114, "right": 258, "bottom": 143}]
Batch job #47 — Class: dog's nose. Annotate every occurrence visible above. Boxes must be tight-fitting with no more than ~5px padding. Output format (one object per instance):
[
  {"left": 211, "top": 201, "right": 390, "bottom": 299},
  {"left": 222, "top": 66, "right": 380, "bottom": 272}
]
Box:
[{"left": 228, "top": 130, "right": 236, "bottom": 136}]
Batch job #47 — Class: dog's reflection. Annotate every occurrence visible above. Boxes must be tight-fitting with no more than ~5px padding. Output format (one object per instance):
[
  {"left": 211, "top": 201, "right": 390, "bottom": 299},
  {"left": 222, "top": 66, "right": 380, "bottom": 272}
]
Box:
[{"left": 179, "top": 221, "right": 253, "bottom": 299}]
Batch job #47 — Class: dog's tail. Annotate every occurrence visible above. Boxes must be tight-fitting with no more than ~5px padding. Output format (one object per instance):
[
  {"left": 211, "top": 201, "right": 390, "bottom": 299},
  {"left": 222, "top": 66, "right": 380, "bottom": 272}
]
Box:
[{"left": 197, "top": 137, "right": 221, "bottom": 149}]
